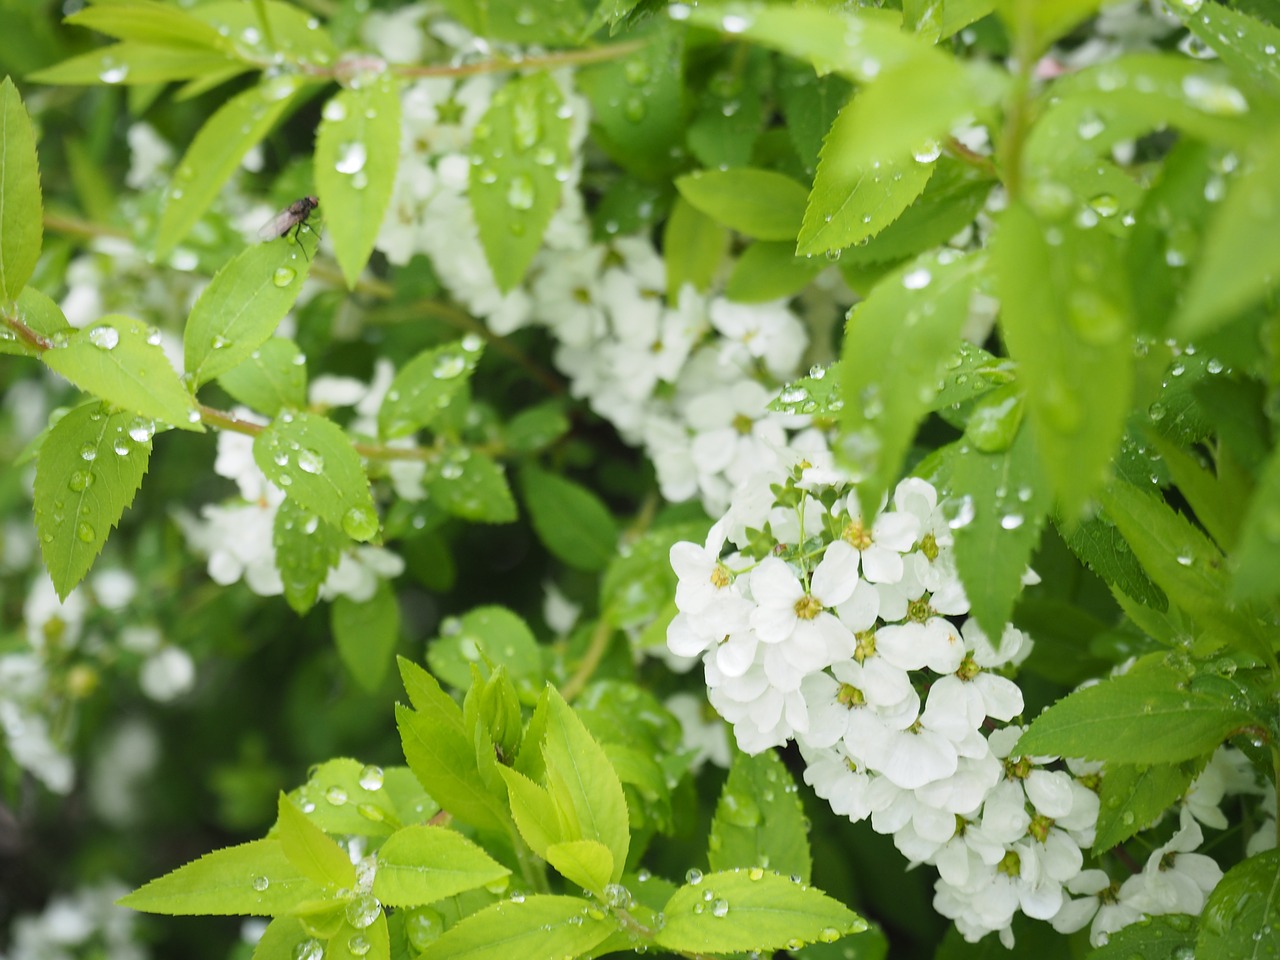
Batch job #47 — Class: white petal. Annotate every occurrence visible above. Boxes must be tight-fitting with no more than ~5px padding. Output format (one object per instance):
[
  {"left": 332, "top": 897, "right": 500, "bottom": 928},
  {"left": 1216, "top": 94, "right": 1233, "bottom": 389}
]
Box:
[
  {"left": 811, "top": 540, "right": 859, "bottom": 605},
  {"left": 861, "top": 543, "right": 904, "bottom": 584}
]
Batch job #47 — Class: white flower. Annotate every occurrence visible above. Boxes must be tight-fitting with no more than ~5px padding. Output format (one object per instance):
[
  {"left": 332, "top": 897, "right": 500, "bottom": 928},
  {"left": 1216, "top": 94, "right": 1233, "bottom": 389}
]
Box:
[
  {"left": 320, "top": 546, "right": 405, "bottom": 603},
  {"left": 140, "top": 647, "right": 196, "bottom": 702},
  {"left": 1123, "top": 807, "right": 1222, "bottom": 916},
  {"left": 0, "top": 702, "right": 73, "bottom": 793},
  {"left": 749, "top": 542, "right": 859, "bottom": 674},
  {"left": 125, "top": 122, "right": 173, "bottom": 189},
  {"left": 707, "top": 297, "right": 806, "bottom": 379},
  {"left": 91, "top": 568, "right": 138, "bottom": 611},
  {"left": 665, "top": 692, "right": 732, "bottom": 772},
  {"left": 24, "top": 575, "right": 87, "bottom": 651},
  {"left": 835, "top": 494, "right": 921, "bottom": 584}
]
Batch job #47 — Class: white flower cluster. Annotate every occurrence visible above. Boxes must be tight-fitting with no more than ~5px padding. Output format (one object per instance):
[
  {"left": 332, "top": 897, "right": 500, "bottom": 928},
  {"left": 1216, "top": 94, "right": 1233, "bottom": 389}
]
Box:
[{"left": 3, "top": 880, "right": 146, "bottom": 960}]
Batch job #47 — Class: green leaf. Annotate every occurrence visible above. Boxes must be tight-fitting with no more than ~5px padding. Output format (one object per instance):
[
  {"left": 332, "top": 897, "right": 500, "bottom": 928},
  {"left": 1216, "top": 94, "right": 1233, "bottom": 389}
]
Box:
[
  {"left": 663, "top": 196, "right": 728, "bottom": 301},
  {"left": 674, "top": 169, "right": 808, "bottom": 241},
  {"left": 119, "top": 838, "right": 326, "bottom": 916},
  {"left": 333, "top": 580, "right": 400, "bottom": 693},
  {"left": 0, "top": 77, "right": 42, "bottom": 302},
  {"left": 504, "top": 402, "right": 570, "bottom": 453},
  {"left": 33, "top": 402, "right": 152, "bottom": 600},
  {"left": 253, "top": 411, "right": 379, "bottom": 542},
  {"left": 726, "top": 241, "right": 824, "bottom": 303},
  {"left": 28, "top": 43, "right": 238, "bottom": 85},
  {"left": 184, "top": 239, "right": 314, "bottom": 386},
  {"left": 155, "top": 76, "right": 304, "bottom": 259},
  {"left": 1015, "top": 662, "right": 1253, "bottom": 763},
  {"left": 995, "top": 202, "right": 1132, "bottom": 521},
  {"left": 189, "top": 0, "right": 337, "bottom": 66},
  {"left": 1085, "top": 916, "right": 1198, "bottom": 960},
  {"left": 519, "top": 465, "right": 618, "bottom": 572},
  {"left": 1094, "top": 758, "right": 1206, "bottom": 852},
  {"left": 993, "top": 0, "right": 1108, "bottom": 54},
  {"left": 541, "top": 686, "right": 630, "bottom": 883},
  {"left": 499, "top": 765, "right": 562, "bottom": 857},
  {"left": 64, "top": 1, "right": 237, "bottom": 52},
  {"left": 1, "top": 288, "right": 72, "bottom": 358},
  {"left": 905, "top": 0, "right": 994, "bottom": 40},
  {"left": 708, "top": 749, "right": 811, "bottom": 882},
  {"left": 315, "top": 78, "right": 401, "bottom": 287},
  {"left": 219, "top": 337, "right": 308, "bottom": 417},
  {"left": 1199, "top": 850, "right": 1280, "bottom": 959},
  {"left": 1231, "top": 444, "right": 1280, "bottom": 601},
  {"left": 327, "top": 912, "right": 388, "bottom": 960},
  {"left": 686, "top": 47, "right": 769, "bottom": 169},
  {"left": 371, "top": 825, "right": 510, "bottom": 907},
  {"left": 544, "top": 839, "right": 614, "bottom": 896},
  {"left": 273, "top": 500, "right": 343, "bottom": 615},
  {"left": 951, "top": 427, "right": 1051, "bottom": 639},
  {"left": 769, "top": 366, "right": 843, "bottom": 416},
  {"left": 1059, "top": 513, "right": 1167, "bottom": 612},
  {"left": 776, "top": 58, "right": 851, "bottom": 176},
  {"left": 290, "top": 760, "right": 437, "bottom": 838},
  {"left": 1173, "top": 1, "right": 1280, "bottom": 96},
  {"left": 276, "top": 793, "right": 356, "bottom": 889},
  {"left": 838, "top": 250, "right": 983, "bottom": 516},
  {"left": 417, "top": 895, "right": 616, "bottom": 960},
  {"left": 378, "top": 338, "right": 484, "bottom": 439},
  {"left": 469, "top": 72, "right": 572, "bottom": 292},
  {"left": 1175, "top": 133, "right": 1280, "bottom": 339},
  {"left": 655, "top": 869, "right": 864, "bottom": 954},
  {"left": 426, "top": 606, "right": 545, "bottom": 705},
  {"left": 1147, "top": 431, "right": 1243, "bottom": 555},
  {"left": 250, "top": 916, "right": 314, "bottom": 960},
  {"left": 600, "top": 524, "right": 704, "bottom": 632},
  {"left": 42, "top": 315, "right": 200, "bottom": 430},
  {"left": 425, "top": 451, "right": 517, "bottom": 524}
]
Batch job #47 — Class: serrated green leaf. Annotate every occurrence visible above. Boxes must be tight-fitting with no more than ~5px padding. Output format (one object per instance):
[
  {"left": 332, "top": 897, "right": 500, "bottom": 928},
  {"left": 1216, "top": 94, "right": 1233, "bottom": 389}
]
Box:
[
  {"left": 371, "top": 825, "right": 509, "bottom": 907},
  {"left": 155, "top": 76, "right": 304, "bottom": 259},
  {"left": 327, "top": 911, "right": 388, "bottom": 960},
  {"left": 28, "top": 42, "right": 238, "bottom": 85},
  {"left": 545, "top": 839, "right": 614, "bottom": 896},
  {"left": 250, "top": 916, "right": 313, "bottom": 960},
  {"left": 839, "top": 249, "right": 983, "bottom": 515},
  {"left": 425, "top": 451, "right": 516, "bottom": 524},
  {"left": 520, "top": 465, "right": 618, "bottom": 571},
  {"left": 0, "top": 77, "right": 43, "bottom": 303},
  {"left": 379, "top": 339, "right": 483, "bottom": 439},
  {"left": 1199, "top": 850, "right": 1280, "bottom": 960},
  {"left": 686, "top": 47, "right": 769, "bottom": 169},
  {"left": 952, "top": 427, "right": 1050, "bottom": 638},
  {"left": 42, "top": 316, "right": 200, "bottom": 430},
  {"left": 426, "top": 606, "right": 544, "bottom": 705},
  {"left": 1175, "top": 133, "right": 1280, "bottom": 339},
  {"left": 273, "top": 500, "right": 343, "bottom": 615},
  {"left": 1147, "top": 431, "right": 1243, "bottom": 555},
  {"left": 708, "top": 749, "right": 811, "bottom": 882},
  {"left": 1, "top": 287, "right": 72, "bottom": 358},
  {"left": 726, "top": 241, "right": 824, "bottom": 303},
  {"left": 769, "top": 366, "right": 842, "bottom": 416},
  {"left": 663, "top": 196, "right": 728, "bottom": 301},
  {"left": 333, "top": 580, "right": 400, "bottom": 692},
  {"left": 189, "top": 0, "right": 337, "bottom": 66},
  {"left": 930, "top": 341, "right": 1014, "bottom": 414},
  {"left": 469, "top": 72, "right": 572, "bottom": 292},
  {"left": 290, "top": 761, "right": 437, "bottom": 838},
  {"left": 315, "top": 79, "right": 401, "bottom": 288},
  {"left": 675, "top": 168, "right": 807, "bottom": 241},
  {"left": 1094, "top": 758, "right": 1207, "bottom": 851},
  {"left": 417, "top": 895, "right": 616, "bottom": 960},
  {"left": 220, "top": 337, "right": 308, "bottom": 417},
  {"left": 1058, "top": 512, "right": 1167, "bottom": 611},
  {"left": 656, "top": 869, "right": 864, "bottom": 954},
  {"left": 276, "top": 792, "right": 355, "bottom": 889},
  {"left": 1173, "top": 1, "right": 1280, "bottom": 96},
  {"left": 1015, "top": 662, "right": 1252, "bottom": 763},
  {"left": 253, "top": 411, "right": 378, "bottom": 542},
  {"left": 119, "top": 838, "right": 326, "bottom": 916},
  {"left": 541, "top": 687, "right": 630, "bottom": 883},
  {"left": 185, "top": 239, "right": 313, "bottom": 386},
  {"left": 499, "top": 765, "right": 563, "bottom": 857},
  {"left": 1085, "top": 915, "right": 1198, "bottom": 960},
  {"left": 776, "top": 58, "right": 851, "bottom": 176},
  {"left": 33, "top": 402, "right": 152, "bottom": 599},
  {"left": 995, "top": 202, "right": 1132, "bottom": 521},
  {"left": 65, "top": 1, "right": 237, "bottom": 52}
]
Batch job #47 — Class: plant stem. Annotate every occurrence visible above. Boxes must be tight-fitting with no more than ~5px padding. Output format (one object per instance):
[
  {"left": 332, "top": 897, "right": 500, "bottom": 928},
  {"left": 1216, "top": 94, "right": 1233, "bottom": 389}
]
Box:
[{"left": 559, "top": 617, "right": 614, "bottom": 703}]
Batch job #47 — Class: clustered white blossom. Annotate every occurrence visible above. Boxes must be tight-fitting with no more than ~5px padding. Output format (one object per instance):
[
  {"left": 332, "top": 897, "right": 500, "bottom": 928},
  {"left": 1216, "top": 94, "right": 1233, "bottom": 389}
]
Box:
[{"left": 3, "top": 880, "right": 147, "bottom": 960}]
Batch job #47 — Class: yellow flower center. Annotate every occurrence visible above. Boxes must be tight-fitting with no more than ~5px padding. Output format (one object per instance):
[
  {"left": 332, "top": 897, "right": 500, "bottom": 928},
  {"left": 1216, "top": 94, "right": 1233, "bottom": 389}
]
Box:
[
  {"left": 842, "top": 517, "right": 872, "bottom": 551},
  {"left": 794, "top": 594, "right": 823, "bottom": 620}
]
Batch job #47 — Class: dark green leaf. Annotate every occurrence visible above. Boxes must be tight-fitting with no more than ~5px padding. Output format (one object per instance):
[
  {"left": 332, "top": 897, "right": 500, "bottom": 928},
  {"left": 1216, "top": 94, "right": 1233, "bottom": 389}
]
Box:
[
  {"left": 219, "top": 337, "right": 308, "bottom": 417},
  {"left": 1086, "top": 915, "right": 1197, "bottom": 960},
  {"left": 425, "top": 451, "right": 516, "bottom": 524},
  {"left": 503, "top": 402, "right": 570, "bottom": 453},
  {"left": 333, "top": 580, "right": 401, "bottom": 693},
  {"left": 273, "top": 500, "right": 343, "bottom": 615},
  {"left": 708, "top": 749, "right": 811, "bottom": 882},
  {"left": 520, "top": 465, "right": 618, "bottom": 571},
  {"left": 1199, "top": 850, "right": 1280, "bottom": 960},
  {"left": 686, "top": 47, "right": 769, "bottom": 169},
  {"left": 776, "top": 58, "right": 851, "bottom": 176},
  {"left": 1058, "top": 512, "right": 1167, "bottom": 611},
  {"left": 0, "top": 77, "right": 42, "bottom": 302},
  {"left": 1094, "top": 758, "right": 1207, "bottom": 851}
]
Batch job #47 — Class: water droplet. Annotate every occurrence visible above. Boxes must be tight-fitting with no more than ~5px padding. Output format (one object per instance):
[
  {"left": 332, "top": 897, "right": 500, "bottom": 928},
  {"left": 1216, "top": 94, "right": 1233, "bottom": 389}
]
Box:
[
  {"left": 297, "top": 448, "right": 325, "bottom": 474},
  {"left": 433, "top": 352, "right": 467, "bottom": 379},
  {"left": 1077, "top": 112, "right": 1106, "bottom": 141},
  {"left": 913, "top": 140, "right": 941, "bottom": 163},
  {"left": 721, "top": 13, "right": 751, "bottom": 32},
  {"left": 346, "top": 894, "right": 381, "bottom": 929},
  {"left": 325, "top": 785, "right": 348, "bottom": 806},
  {"left": 273, "top": 267, "right": 297, "bottom": 287},
  {"left": 1182, "top": 75, "right": 1248, "bottom": 115},
  {"left": 1089, "top": 194, "right": 1119, "bottom": 217},
  {"left": 79, "top": 443, "right": 98, "bottom": 462},
  {"left": 686, "top": 869, "right": 703, "bottom": 885},
  {"left": 88, "top": 325, "right": 120, "bottom": 350},
  {"left": 347, "top": 934, "right": 371, "bottom": 956},
  {"left": 711, "top": 899, "right": 729, "bottom": 917},
  {"left": 251, "top": 875, "right": 270, "bottom": 892},
  {"left": 323, "top": 99, "right": 347, "bottom": 122},
  {"left": 129, "top": 419, "right": 155, "bottom": 443},
  {"left": 76, "top": 520, "right": 96, "bottom": 542},
  {"left": 902, "top": 267, "right": 932, "bottom": 290},
  {"left": 1177, "top": 33, "right": 1217, "bottom": 60},
  {"left": 1000, "top": 513, "right": 1024, "bottom": 530},
  {"left": 113, "top": 438, "right": 132, "bottom": 457},
  {"left": 342, "top": 506, "right": 379, "bottom": 541},
  {"left": 358, "top": 765, "right": 384, "bottom": 790},
  {"left": 99, "top": 64, "right": 128, "bottom": 84},
  {"left": 68, "top": 470, "right": 94, "bottom": 493},
  {"left": 1148, "top": 401, "right": 1166, "bottom": 422},
  {"left": 336, "top": 141, "right": 367, "bottom": 175}
]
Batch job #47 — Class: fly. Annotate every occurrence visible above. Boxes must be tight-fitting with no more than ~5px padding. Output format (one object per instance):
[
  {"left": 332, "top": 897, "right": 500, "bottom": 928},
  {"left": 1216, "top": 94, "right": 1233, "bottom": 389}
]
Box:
[{"left": 258, "top": 195, "right": 320, "bottom": 256}]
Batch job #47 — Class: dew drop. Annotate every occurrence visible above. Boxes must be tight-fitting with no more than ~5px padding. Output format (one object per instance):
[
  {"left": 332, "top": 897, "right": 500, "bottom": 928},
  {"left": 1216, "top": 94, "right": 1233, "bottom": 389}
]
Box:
[
  {"left": 88, "top": 325, "right": 120, "bottom": 350},
  {"left": 293, "top": 939, "right": 323, "bottom": 960},
  {"left": 273, "top": 267, "right": 297, "bottom": 287},
  {"left": 76, "top": 521, "right": 96, "bottom": 543},
  {"left": 325, "top": 785, "right": 349, "bottom": 806},
  {"left": 297, "top": 448, "right": 325, "bottom": 474},
  {"left": 68, "top": 470, "right": 94, "bottom": 493},
  {"left": 902, "top": 267, "right": 932, "bottom": 290},
  {"left": 358, "top": 765, "right": 384, "bottom": 790},
  {"left": 336, "top": 141, "right": 368, "bottom": 175},
  {"left": 342, "top": 506, "right": 379, "bottom": 541},
  {"left": 79, "top": 443, "right": 98, "bottom": 462},
  {"left": 251, "top": 875, "right": 270, "bottom": 892}
]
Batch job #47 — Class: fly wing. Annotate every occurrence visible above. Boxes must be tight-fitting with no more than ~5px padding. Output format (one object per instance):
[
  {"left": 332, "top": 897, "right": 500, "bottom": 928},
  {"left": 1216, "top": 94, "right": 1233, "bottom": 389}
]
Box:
[{"left": 258, "top": 207, "right": 298, "bottom": 240}]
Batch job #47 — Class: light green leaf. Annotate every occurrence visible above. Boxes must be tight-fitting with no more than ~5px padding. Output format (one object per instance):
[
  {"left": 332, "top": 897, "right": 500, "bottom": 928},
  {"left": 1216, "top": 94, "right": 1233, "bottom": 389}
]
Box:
[
  {"left": 599, "top": 524, "right": 704, "bottom": 632},
  {"left": 315, "top": 78, "right": 401, "bottom": 288},
  {"left": 327, "top": 912, "right": 388, "bottom": 960},
  {"left": 663, "top": 197, "right": 728, "bottom": 301},
  {"left": 951, "top": 427, "right": 1051, "bottom": 639},
  {"left": 674, "top": 168, "right": 808, "bottom": 241},
  {"left": 1175, "top": 133, "right": 1280, "bottom": 339},
  {"left": 1, "top": 288, "right": 72, "bottom": 358},
  {"left": 42, "top": 315, "right": 200, "bottom": 431},
  {"left": 119, "top": 838, "right": 326, "bottom": 916},
  {"left": 993, "top": 0, "right": 1109, "bottom": 54},
  {"left": 250, "top": 916, "right": 314, "bottom": 960},
  {"left": 905, "top": 0, "right": 994, "bottom": 40},
  {"left": 1173, "top": 1, "right": 1280, "bottom": 96},
  {"left": 520, "top": 465, "right": 618, "bottom": 572},
  {"left": 0, "top": 77, "right": 43, "bottom": 302},
  {"left": 189, "top": 0, "right": 337, "bottom": 67},
  {"left": 499, "top": 765, "right": 563, "bottom": 858},
  {"left": 930, "top": 341, "right": 1014, "bottom": 414},
  {"left": 64, "top": 1, "right": 237, "bottom": 52},
  {"left": 1015, "top": 662, "right": 1253, "bottom": 763},
  {"left": 769, "top": 366, "right": 842, "bottom": 416},
  {"left": 469, "top": 72, "right": 572, "bottom": 291},
  {"left": 33, "top": 402, "right": 152, "bottom": 600},
  {"left": 290, "top": 760, "right": 437, "bottom": 838},
  {"left": 378, "top": 338, "right": 484, "bottom": 439},
  {"left": 541, "top": 687, "right": 630, "bottom": 884},
  {"left": 708, "top": 749, "right": 811, "bottom": 882},
  {"left": 219, "top": 337, "right": 308, "bottom": 417},
  {"left": 28, "top": 43, "right": 238, "bottom": 85},
  {"left": 1094, "top": 758, "right": 1206, "bottom": 851},
  {"left": 425, "top": 451, "right": 517, "bottom": 524},
  {"left": 417, "top": 895, "right": 616, "bottom": 960},
  {"left": 276, "top": 793, "right": 356, "bottom": 890},
  {"left": 371, "top": 825, "right": 509, "bottom": 907},
  {"left": 995, "top": 202, "right": 1132, "bottom": 521},
  {"left": 839, "top": 249, "right": 983, "bottom": 516},
  {"left": 185, "top": 239, "right": 313, "bottom": 386},
  {"left": 253, "top": 411, "right": 378, "bottom": 542},
  {"left": 155, "top": 76, "right": 304, "bottom": 259},
  {"left": 1232, "top": 444, "right": 1280, "bottom": 601},
  {"left": 655, "top": 869, "right": 864, "bottom": 954},
  {"left": 426, "top": 606, "right": 545, "bottom": 705},
  {"left": 726, "top": 241, "right": 824, "bottom": 302},
  {"left": 333, "top": 580, "right": 400, "bottom": 692},
  {"left": 544, "top": 839, "right": 614, "bottom": 896},
  {"left": 1199, "top": 850, "right": 1280, "bottom": 959},
  {"left": 273, "top": 500, "right": 343, "bottom": 615}
]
